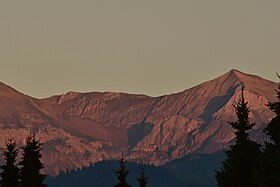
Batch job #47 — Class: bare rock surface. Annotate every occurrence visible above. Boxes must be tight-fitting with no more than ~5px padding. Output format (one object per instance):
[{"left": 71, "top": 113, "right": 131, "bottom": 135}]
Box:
[{"left": 0, "top": 69, "right": 277, "bottom": 175}]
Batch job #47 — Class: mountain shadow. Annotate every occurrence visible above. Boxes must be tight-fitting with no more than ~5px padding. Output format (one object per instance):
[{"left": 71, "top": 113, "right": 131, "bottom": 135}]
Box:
[
  {"left": 128, "top": 122, "right": 154, "bottom": 148},
  {"left": 199, "top": 85, "right": 240, "bottom": 124}
]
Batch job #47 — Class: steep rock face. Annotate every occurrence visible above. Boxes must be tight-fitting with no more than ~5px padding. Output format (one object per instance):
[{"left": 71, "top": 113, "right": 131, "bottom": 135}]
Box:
[
  {"left": 129, "top": 70, "right": 276, "bottom": 164},
  {"left": 0, "top": 69, "right": 278, "bottom": 174}
]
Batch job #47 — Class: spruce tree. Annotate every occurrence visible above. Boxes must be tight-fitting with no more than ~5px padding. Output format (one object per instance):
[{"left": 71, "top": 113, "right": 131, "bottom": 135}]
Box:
[
  {"left": 0, "top": 138, "right": 20, "bottom": 187},
  {"left": 215, "top": 87, "right": 261, "bottom": 187},
  {"left": 261, "top": 75, "right": 280, "bottom": 186},
  {"left": 137, "top": 164, "right": 148, "bottom": 187},
  {"left": 19, "top": 133, "right": 46, "bottom": 187},
  {"left": 114, "top": 152, "right": 130, "bottom": 187}
]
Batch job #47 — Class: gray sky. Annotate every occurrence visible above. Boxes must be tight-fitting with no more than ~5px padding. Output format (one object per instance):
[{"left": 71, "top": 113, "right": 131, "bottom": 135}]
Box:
[{"left": 0, "top": 0, "right": 279, "bottom": 98}]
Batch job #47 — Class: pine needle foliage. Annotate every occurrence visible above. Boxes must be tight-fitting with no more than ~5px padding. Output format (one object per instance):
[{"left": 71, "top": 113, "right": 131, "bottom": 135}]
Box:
[{"left": 216, "top": 87, "right": 261, "bottom": 187}]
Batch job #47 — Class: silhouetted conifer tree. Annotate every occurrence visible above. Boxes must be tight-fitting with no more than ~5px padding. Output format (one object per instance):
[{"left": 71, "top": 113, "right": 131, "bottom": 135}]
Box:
[
  {"left": 0, "top": 138, "right": 20, "bottom": 187},
  {"left": 19, "top": 133, "right": 46, "bottom": 187},
  {"left": 215, "top": 87, "right": 261, "bottom": 187},
  {"left": 114, "top": 152, "right": 130, "bottom": 187},
  {"left": 261, "top": 74, "right": 280, "bottom": 186},
  {"left": 137, "top": 164, "right": 148, "bottom": 187}
]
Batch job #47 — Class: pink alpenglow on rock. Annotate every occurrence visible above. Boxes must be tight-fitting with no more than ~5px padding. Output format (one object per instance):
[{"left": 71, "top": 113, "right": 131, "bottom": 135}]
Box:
[{"left": 0, "top": 69, "right": 277, "bottom": 175}]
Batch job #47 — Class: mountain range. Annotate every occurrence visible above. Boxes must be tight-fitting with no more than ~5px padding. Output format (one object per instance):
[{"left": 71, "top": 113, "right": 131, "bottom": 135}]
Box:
[{"left": 0, "top": 69, "right": 278, "bottom": 175}]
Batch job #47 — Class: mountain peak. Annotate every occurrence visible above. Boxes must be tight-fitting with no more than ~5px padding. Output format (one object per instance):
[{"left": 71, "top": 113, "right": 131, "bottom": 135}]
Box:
[
  {"left": 225, "top": 69, "right": 249, "bottom": 80},
  {"left": 217, "top": 69, "right": 277, "bottom": 100},
  {"left": 229, "top": 68, "right": 242, "bottom": 73},
  {"left": 198, "top": 69, "right": 247, "bottom": 93},
  {"left": 233, "top": 68, "right": 254, "bottom": 77},
  {"left": 219, "top": 69, "right": 263, "bottom": 87},
  {"left": 192, "top": 69, "right": 277, "bottom": 100}
]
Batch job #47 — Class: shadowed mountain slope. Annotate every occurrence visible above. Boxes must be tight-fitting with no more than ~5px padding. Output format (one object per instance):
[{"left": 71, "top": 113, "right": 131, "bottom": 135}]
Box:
[{"left": 0, "top": 69, "right": 277, "bottom": 175}]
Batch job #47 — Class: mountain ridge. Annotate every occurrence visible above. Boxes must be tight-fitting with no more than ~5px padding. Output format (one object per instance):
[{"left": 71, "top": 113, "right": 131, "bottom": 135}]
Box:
[
  {"left": 0, "top": 69, "right": 276, "bottom": 101},
  {"left": 0, "top": 69, "right": 278, "bottom": 175}
]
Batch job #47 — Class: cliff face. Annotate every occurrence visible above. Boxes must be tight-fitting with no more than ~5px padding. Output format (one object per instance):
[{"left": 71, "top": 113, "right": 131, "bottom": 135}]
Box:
[{"left": 0, "top": 69, "right": 277, "bottom": 175}]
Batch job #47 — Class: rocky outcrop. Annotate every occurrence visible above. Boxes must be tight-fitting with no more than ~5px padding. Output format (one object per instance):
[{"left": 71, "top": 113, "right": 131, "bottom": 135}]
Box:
[{"left": 0, "top": 69, "right": 277, "bottom": 175}]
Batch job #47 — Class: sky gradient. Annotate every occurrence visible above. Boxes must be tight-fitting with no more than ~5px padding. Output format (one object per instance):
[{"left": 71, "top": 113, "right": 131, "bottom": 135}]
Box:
[{"left": 0, "top": 0, "right": 279, "bottom": 98}]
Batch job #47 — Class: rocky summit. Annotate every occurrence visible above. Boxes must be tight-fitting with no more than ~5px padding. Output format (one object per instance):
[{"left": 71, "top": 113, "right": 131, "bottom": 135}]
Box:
[{"left": 0, "top": 69, "right": 278, "bottom": 175}]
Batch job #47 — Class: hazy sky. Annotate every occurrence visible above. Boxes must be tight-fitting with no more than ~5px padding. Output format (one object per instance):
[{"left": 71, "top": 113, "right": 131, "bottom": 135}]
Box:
[{"left": 0, "top": 0, "right": 279, "bottom": 98}]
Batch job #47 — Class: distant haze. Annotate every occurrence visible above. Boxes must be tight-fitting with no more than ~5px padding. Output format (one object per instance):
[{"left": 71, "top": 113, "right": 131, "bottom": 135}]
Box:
[{"left": 0, "top": 0, "right": 279, "bottom": 98}]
